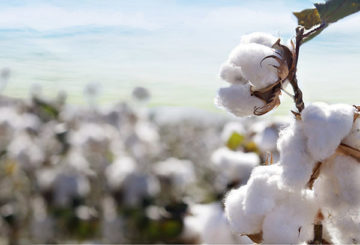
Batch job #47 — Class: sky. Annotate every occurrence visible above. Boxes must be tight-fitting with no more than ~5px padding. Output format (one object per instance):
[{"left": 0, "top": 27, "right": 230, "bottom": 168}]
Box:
[{"left": 0, "top": 0, "right": 359, "bottom": 114}]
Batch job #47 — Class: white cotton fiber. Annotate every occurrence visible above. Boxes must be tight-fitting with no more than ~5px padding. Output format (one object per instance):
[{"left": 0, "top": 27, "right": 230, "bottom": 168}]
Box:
[
  {"left": 225, "top": 164, "right": 285, "bottom": 235},
  {"left": 215, "top": 83, "right": 265, "bottom": 117},
  {"left": 240, "top": 32, "right": 278, "bottom": 48},
  {"left": 228, "top": 43, "right": 279, "bottom": 89},
  {"left": 262, "top": 193, "right": 318, "bottom": 244},
  {"left": 277, "top": 122, "right": 317, "bottom": 189},
  {"left": 243, "top": 164, "right": 284, "bottom": 217},
  {"left": 342, "top": 117, "right": 360, "bottom": 149},
  {"left": 225, "top": 185, "right": 262, "bottom": 235},
  {"left": 302, "top": 102, "right": 355, "bottom": 161},
  {"left": 322, "top": 206, "right": 360, "bottom": 244},
  {"left": 253, "top": 124, "right": 279, "bottom": 152},
  {"left": 211, "top": 147, "right": 259, "bottom": 184},
  {"left": 184, "top": 202, "right": 241, "bottom": 244},
  {"left": 219, "top": 63, "right": 247, "bottom": 84},
  {"left": 315, "top": 155, "right": 360, "bottom": 209}
]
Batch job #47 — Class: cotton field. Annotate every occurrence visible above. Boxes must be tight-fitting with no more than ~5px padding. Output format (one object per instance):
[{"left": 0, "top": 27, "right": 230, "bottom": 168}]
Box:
[{"left": 0, "top": 88, "right": 286, "bottom": 244}]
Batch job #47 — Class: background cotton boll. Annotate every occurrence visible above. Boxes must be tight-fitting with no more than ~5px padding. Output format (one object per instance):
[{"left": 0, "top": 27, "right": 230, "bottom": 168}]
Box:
[
  {"left": 36, "top": 168, "right": 58, "bottom": 192},
  {"left": 342, "top": 117, "right": 360, "bottom": 149},
  {"left": 53, "top": 173, "right": 90, "bottom": 207},
  {"left": 183, "top": 202, "right": 244, "bottom": 244},
  {"left": 121, "top": 174, "right": 160, "bottom": 206},
  {"left": 153, "top": 158, "right": 195, "bottom": 190},
  {"left": 262, "top": 194, "right": 317, "bottom": 244},
  {"left": 253, "top": 124, "right": 279, "bottom": 153},
  {"left": 105, "top": 157, "right": 137, "bottom": 191},
  {"left": 277, "top": 122, "right": 316, "bottom": 189},
  {"left": 219, "top": 63, "right": 247, "bottom": 84},
  {"left": 8, "top": 132, "right": 45, "bottom": 170},
  {"left": 224, "top": 186, "right": 263, "bottom": 235},
  {"left": 215, "top": 83, "right": 265, "bottom": 117},
  {"left": 135, "top": 121, "right": 159, "bottom": 143},
  {"left": 64, "top": 150, "right": 93, "bottom": 176},
  {"left": 221, "top": 121, "right": 246, "bottom": 144},
  {"left": 211, "top": 147, "right": 259, "bottom": 185},
  {"left": 302, "top": 102, "right": 355, "bottom": 161},
  {"left": 240, "top": 32, "right": 278, "bottom": 48},
  {"left": 228, "top": 43, "right": 279, "bottom": 89}
]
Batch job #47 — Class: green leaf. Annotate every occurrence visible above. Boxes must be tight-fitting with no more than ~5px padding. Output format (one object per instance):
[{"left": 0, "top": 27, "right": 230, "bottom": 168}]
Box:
[
  {"left": 315, "top": 0, "right": 360, "bottom": 24},
  {"left": 226, "top": 132, "right": 244, "bottom": 150},
  {"left": 293, "top": 8, "right": 322, "bottom": 29}
]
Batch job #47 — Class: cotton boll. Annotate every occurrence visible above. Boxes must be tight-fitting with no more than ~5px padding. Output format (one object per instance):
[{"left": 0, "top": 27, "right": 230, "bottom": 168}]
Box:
[
  {"left": 221, "top": 121, "right": 246, "bottom": 144},
  {"left": 184, "top": 202, "right": 243, "bottom": 244},
  {"left": 225, "top": 186, "right": 262, "bottom": 235},
  {"left": 315, "top": 155, "right": 360, "bottom": 208},
  {"left": 225, "top": 163, "right": 286, "bottom": 237},
  {"left": 53, "top": 173, "right": 90, "bottom": 207},
  {"left": 240, "top": 32, "right": 278, "bottom": 48},
  {"left": 122, "top": 174, "right": 160, "bottom": 206},
  {"left": 228, "top": 43, "right": 279, "bottom": 89},
  {"left": 322, "top": 206, "right": 360, "bottom": 244},
  {"left": 215, "top": 83, "right": 265, "bottom": 117},
  {"left": 243, "top": 164, "right": 285, "bottom": 217},
  {"left": 7, "top": 132, "right": 45, "bottom": 170},
  {"left": 342, "top": 117, "right": 360, "bottom": 149},
  {"left": 278, "top": 122, "right": 317, "bottom": 189},
  {"left": 262, "top": 193, "right": 318, "bottom": 244},
  {"left": 302, "top": 102, "right": 355, "bottom": 161},
  {"left": 153, "top": 158, "right": 195, "bottom": 190},
  {"left": 105, "top": 157, "right": 137, "bottom": 191},
  {"left": 253, "top": 125, "right": 279, "bottom": 153},
  {"left": 219, "top": 63, "right": 247, "bottom": 84},
  {"left": 211, "top": 147, "right": 259, "bottom": 184}
]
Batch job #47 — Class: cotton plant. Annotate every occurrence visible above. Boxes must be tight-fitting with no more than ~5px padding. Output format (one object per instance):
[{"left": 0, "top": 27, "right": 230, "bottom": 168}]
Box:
[{"left": 215, "top": 1, "right": 360, "bottom": 243}]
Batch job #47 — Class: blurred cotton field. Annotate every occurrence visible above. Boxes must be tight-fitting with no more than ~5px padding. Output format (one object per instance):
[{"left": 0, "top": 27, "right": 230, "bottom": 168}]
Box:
[{"left": 0, "top": 80, "right": 288, "bottom": 244}]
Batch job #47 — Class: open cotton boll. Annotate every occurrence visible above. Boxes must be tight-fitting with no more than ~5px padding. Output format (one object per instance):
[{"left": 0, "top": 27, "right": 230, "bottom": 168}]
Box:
[
  {"left": 262, "top": 193, "right": 318, "bottom": 244},
  {"left": 342, "top": 117, "right": 360, "bottom": 149},
  {"left": 315, "top": 155, "right": 360, "bottom": 208},
  {"left": 278, "top": 122, "right": 316, "bottom": 189},
  {"left": 53, "top": 173, "right": 90, "bottom": 207},
  {"left": 240, "top": 32, "right": 278, "bottom": 48},
  {"left": 211, "top": 147, "right": 259, "bottom": 184},
  {"left": 243, "top": 164, "right": 285, "bottom": 217},
  {"left": 302, "top": 102, "right": 354, "bottom": 161},
  {"left": 183, "top": 202, "right": 244, "bottom": 244},
  {"left": 322, "top": 206, "right": 360, "bottom": 244},
  {"left": 153, "top": 158, "right": 195, "bottom": 190},
  {"left": 219, "top": 63, "right": 247, "bottom": 84},
  {"left": 215, "top": 83, "right": 265, "bottom": 117},
  {"left": 221, "top": 121, "right": 246, "bottom": 144},
  {"left": 105, "top": 157, "right": 137, "bottom": 190},
  {"left": 225, "top": 164, "right": 285, "bottom": 235},
  {"left": 228, "top": 43, "right": 279, "bottom": 89},
  {"left": 225, "top": 186, "right": 262, "bottom": 235},
  {"left": 7, "top": 132, "right": 45, "bottom": 170},
  {"left": 253, "top": 124, "right": 279, "bottom": 153}
]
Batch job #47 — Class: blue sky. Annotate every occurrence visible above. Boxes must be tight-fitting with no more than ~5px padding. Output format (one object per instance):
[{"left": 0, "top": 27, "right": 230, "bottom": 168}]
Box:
[{"left": 0, "top": 0, "right": 359, "bottom": 113}]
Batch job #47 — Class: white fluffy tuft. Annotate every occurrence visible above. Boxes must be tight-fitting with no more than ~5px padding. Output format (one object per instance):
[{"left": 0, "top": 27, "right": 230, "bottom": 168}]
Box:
[{"left": 215, "top": 83, "right": 265, "bottom": 117}]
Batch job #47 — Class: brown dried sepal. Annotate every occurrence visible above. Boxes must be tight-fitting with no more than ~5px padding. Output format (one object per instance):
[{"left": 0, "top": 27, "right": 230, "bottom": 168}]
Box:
[
  {"left": 306, "top": 162, "right": 322, "bottom": 190},
  {"left": 251, "top": 39, "right": 296, "bottom": 116},
  {"left": 245, "top": 232, "right": 263, "bottom": 244},
  {"left": 336, "top": 143, "right": 360, "bottom": 163}
]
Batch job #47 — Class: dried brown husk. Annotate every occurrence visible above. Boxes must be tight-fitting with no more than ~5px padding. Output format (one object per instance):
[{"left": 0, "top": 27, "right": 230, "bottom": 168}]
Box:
[
  {"left": 245, "top": 232, "right": 263, "bottom": 244},
  {"left": 251, "top": 39, "right": 296, "bottom": 116}
]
